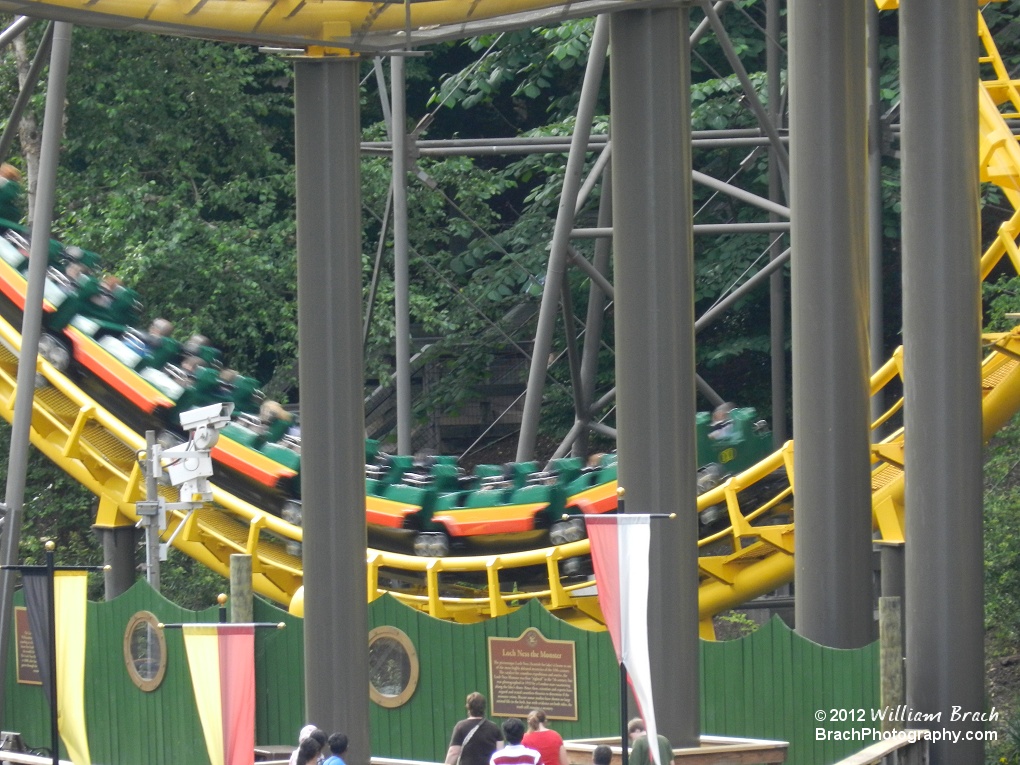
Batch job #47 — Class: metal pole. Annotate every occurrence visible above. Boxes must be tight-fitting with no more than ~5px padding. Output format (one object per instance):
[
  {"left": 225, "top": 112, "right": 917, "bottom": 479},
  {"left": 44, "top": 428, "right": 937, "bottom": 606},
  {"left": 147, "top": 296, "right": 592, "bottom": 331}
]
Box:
[
  {"left": 575, "top": 164, "right": 614, "bottom": 458},
  {"left": 619, "top": 663, "right": 629, "bottom": 765},
  {"left": 767, "top": 0, "right": 787, "bottom": 446},
  {"left": 559, "top": 277, "right": 585, "bottom": 427},
  {"left": 392, "top": 56, "right": 412, "bottom": 454},
  {"left": 0, "top": 17, "right": 33, "bottom": 50},
  {"left": 373, "top": 56, "right": 392, "bottom": 138},
  {"left": 610, "top": 5, "right": 698, "bottom": 745},
  {"left": 695, "top": 248, "right": 790, "bottom": 331},
  {"left": 46, "top": 544, "right": 57, "bottom": 765},
  {"left": 789, "top": 0, "right": 873, "bottom": 647},
  {"left": 517, "top": 15, "right": 609, "bottom": 461},
  {"left": 549, "top": 239, "right": 783, "bottom": 460},
  {"left": 144, "top": 430, "right": 160, "bottom": 590},
  {"left": 363, "top": 183, "right": 393, "bottom": 348},
  {"left": 867, "top": 0, "right": 885, "bottom": 430},
  {"left": 699, "top": 0, "right": 790, "bottom": 183},
  {"left": 900, "top": 2, "right": 982, "bottom": 762},
  {"left": 0, "top": 21, "right": 72, "bottom": 720},
  {"left": 572, "top": 221, "right": 790, "bottom": 237},
  {"left": 366, "top": 126, "right": 766, "bottom": 151},
  {"left": 294, "top": 54, "right": 370, "bottom": 764},
  {"left": 691, "top": 170, "right": 790, "bottom": 217}
]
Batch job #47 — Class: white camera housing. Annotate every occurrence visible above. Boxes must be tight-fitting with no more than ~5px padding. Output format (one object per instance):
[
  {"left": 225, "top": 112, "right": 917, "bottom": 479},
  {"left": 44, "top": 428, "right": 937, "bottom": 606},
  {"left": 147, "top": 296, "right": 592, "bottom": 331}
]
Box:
[
  {"left": 160, "top": 402, "right": 236, "bottom": 502},
  {"left": 178, "top": 402, "right": 234, "bottom": 432}
]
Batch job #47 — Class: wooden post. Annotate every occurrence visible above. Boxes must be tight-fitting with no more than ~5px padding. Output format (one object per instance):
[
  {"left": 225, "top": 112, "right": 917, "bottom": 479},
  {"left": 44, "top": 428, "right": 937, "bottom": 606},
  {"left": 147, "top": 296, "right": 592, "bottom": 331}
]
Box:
[
  {"left": 230, "top": 554, "right": 254, "bottom": 623},
  {"left": 879, "top": 596, "right": 904, "bottom": 732}
]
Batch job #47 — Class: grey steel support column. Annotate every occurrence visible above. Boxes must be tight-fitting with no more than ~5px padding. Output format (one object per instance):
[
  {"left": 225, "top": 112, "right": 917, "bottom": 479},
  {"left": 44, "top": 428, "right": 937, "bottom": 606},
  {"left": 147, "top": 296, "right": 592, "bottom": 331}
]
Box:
[
  {"left": 767, "top": 0, "right": 787, "bottom": 445},
  {"left": 610, "top": 7, "right": 698, "bottom": 747},
  {"left": 392, "top": 55, "right": 412, "bottom": 454},
  {"left": 516, "top": 15, "right": 609, "bottom": 461},
  {"left": 789, "top": 0, "right": 873, "bottom": 647},
  {"left": 0, "top": 21, "right": 72, "bottom": 717},
  {"left": 880, "top": 544, "right": 904, "bottom": 602},
  {"left": 900, "top": 3, "right": 982, "bottom": 762},
  {"left": 294, "top": 55, "right": 370, "bottom": 765},
  {"left": 97, "top": 526, "right": 138, "bottom": 600},
  {"left": 867, "top": 0, "right": 884, "bottom": 429}
]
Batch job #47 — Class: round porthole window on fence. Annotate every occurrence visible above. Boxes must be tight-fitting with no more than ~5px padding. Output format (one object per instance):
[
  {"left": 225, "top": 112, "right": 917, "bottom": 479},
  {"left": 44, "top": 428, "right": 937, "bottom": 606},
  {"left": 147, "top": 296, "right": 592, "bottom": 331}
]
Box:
[
  {"left": 369, "top": 626, "right": 419, "bottom": 708},
  {"left": 123, "top": 611, "right": 167, "bottom": 692}
]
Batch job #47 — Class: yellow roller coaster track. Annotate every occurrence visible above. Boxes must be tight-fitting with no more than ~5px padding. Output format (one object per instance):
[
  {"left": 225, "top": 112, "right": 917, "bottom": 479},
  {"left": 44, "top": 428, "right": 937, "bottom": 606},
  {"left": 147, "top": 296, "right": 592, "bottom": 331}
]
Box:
[{"left": 0, "top": 6, "right": 1019, "bottom": 639}]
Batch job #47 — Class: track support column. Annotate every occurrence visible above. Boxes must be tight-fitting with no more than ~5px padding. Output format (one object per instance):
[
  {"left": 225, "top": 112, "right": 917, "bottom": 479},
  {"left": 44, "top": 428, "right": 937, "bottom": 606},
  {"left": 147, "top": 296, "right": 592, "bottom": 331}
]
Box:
[
  {"left": 294, "top": 53, "right": 370, "bottom": 765},
  {"left": 610, "top": 6, "right": 698, "bottom": 746},
  {"left": 900, "top": 3, "right": 983, "bottom": 762},
  {"left": 97, "top": 526, "right": 138, "bottom": 600},
  {"left": 789, "top": 0, "right": 873, "bottom": 648}
]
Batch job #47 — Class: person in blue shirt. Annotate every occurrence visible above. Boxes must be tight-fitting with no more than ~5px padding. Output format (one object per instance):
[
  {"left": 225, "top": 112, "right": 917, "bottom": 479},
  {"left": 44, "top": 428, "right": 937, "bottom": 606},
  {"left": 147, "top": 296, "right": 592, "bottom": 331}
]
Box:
[{"left": 324, "top": 732, "right": 348, "bottom": 765}]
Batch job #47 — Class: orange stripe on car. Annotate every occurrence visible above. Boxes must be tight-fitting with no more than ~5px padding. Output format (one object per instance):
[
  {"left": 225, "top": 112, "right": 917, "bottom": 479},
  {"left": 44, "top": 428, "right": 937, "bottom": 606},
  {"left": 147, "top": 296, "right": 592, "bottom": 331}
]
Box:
[
  {"left": 212, "top": 437, "right": 298, "bottom": 488},
  {"left": 64, "top": 327, "right": 175, "bottom": 414},
  {"left": 432, "top": 502, "right": 550, "bottom": 537},
  {"left": 366, "top": 495, "right": 423, "bottom": 529}
]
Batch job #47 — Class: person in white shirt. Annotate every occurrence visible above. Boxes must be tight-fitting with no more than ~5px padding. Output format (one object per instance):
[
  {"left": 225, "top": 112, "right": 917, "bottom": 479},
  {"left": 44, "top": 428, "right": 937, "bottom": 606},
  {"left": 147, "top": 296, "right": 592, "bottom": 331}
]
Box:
[{"left": 490, "top": 718, "right": 541, "bottom": 765}]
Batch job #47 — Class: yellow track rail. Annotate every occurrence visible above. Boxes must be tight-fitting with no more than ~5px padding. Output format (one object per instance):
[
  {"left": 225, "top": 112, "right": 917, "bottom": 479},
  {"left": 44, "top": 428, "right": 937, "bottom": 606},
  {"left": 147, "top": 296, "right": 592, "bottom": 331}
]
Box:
[{"left": 0, "top": 5, "right": 1018, "bottom": 637}]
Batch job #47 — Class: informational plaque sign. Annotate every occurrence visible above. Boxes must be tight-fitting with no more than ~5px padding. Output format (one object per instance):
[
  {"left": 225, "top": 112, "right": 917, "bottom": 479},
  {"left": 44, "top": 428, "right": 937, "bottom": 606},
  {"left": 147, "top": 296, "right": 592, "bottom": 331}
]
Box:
[
  {"left": 15, "top": 606, "right": 41, "bottom": 685},
  {"left": 488, "top": 628, "right": 577, "bottom": 720}
]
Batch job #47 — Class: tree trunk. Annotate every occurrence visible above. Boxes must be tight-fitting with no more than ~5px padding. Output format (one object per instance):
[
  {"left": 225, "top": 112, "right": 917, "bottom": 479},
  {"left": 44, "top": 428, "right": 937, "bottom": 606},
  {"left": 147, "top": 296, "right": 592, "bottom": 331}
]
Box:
[{"left": 13, "top": 33, "right": 41, "bottom": 222}]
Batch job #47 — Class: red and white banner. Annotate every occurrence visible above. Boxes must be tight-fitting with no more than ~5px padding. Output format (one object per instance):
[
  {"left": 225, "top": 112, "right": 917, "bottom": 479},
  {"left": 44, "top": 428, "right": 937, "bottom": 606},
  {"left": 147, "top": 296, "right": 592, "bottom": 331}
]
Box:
[
  {"left": 586, "top": 514, "right": 661, "bottom": 765},
  {"left": 182, "top": 624, "right": 256, "bottom": 765}
]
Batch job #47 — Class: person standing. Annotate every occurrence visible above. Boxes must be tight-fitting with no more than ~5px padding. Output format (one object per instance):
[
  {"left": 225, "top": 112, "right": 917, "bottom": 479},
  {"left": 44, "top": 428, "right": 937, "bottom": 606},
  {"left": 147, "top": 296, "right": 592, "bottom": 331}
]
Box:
[
  {"left": 627, "top": 719, "right": 674, "bottom": 765},
  {"left": 522, "top": 709, "right": 569, "bottom": 765},
  {"left": 296, "top": 738, "right": 324, "bottom": 765},
  {"left": 489, "top": 719, "right": 541, "bottom": 765},
  {"left": 445, "top": 692, "right": 504, "bottom": 765},
  {"left": 290, "top": 726, "right": 327, "bottom": 765},
  {"left": 323, "top": 733, "right": 349, "bottom": 765}
]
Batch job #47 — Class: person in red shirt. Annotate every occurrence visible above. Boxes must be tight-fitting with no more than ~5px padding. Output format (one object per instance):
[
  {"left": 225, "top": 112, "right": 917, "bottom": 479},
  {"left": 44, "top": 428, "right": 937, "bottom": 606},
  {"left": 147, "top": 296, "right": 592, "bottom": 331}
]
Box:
[{"left": 522, "top": 710, "right": 568, "bottom": 765}]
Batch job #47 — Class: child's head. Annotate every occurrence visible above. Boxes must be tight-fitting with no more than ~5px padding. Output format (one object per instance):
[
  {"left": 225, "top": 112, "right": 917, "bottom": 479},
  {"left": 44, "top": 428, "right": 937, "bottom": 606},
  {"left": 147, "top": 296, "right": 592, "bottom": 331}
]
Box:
[
  {"left": 328, "top": 732, "right": 349, "bottom": 756},
  {"left": 593, "top": 745, "right": 612, "bottom": 765}
]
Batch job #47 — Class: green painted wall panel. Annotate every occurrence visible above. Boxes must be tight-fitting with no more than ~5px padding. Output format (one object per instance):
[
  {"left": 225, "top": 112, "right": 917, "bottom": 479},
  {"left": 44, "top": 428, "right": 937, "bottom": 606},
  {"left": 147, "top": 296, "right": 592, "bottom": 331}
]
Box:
[
  {"left": 700, "top": 618, "right": 879, "bottom": 765},
  {"left": 3, "top": 582, "right": 879, "bottom": 765}
]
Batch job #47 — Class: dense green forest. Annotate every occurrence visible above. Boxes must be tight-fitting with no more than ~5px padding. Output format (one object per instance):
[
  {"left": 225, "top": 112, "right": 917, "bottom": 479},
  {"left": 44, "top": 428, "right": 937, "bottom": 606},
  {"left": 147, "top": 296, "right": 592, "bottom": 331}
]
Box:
[{"left": 0, "top": 1, "right": 1019, "bottom": 759}]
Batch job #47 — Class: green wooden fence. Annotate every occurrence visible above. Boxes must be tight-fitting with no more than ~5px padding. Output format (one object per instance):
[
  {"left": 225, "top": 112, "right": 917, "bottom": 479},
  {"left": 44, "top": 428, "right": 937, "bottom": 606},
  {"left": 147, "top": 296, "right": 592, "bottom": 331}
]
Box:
[
  {"left": 700, "top": 618, "right": 879, "bottom": 764},
  {"left": 3, "top": 581, "right": 878, "bottom": 765}
]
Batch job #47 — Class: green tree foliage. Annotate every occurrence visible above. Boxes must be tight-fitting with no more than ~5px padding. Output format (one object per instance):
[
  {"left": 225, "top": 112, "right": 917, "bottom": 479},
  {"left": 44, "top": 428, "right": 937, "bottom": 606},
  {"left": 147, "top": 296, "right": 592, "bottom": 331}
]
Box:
[{"left": 35, "top": 29, "right": 297, "bottom": 388}]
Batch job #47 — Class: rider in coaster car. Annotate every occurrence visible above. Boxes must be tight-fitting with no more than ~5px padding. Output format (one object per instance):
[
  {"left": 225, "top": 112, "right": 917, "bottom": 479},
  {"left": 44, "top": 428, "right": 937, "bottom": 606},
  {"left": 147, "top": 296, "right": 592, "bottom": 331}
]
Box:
[
  {"left": 708, "top": 402, "right": 736, "bottom": 441},
  {"left": 123, "top": 318, "right": 174, "bottom": 359}
]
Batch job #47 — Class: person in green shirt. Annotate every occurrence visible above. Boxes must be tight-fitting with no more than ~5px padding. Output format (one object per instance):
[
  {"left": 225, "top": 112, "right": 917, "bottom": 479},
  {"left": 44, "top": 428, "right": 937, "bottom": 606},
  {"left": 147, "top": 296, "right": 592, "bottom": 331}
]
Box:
[
  {"left": 627, "top": 718, "right": 674, "bottom": 765},
  {"left": 0, "top": 163, "right": 22, "bottom": 222}
]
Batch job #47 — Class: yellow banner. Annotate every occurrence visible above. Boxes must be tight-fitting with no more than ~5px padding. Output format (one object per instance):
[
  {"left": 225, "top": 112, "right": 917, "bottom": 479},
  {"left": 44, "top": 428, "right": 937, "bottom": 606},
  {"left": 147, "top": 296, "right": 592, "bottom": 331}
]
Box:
[{"left": 54, "top": 571, "right": 91, "bottom": 765}]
